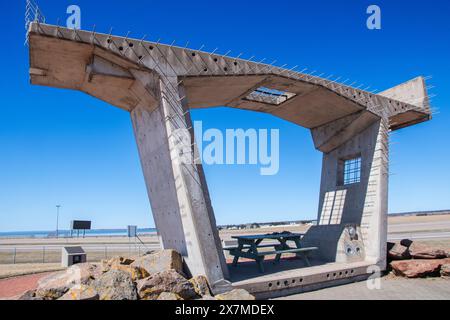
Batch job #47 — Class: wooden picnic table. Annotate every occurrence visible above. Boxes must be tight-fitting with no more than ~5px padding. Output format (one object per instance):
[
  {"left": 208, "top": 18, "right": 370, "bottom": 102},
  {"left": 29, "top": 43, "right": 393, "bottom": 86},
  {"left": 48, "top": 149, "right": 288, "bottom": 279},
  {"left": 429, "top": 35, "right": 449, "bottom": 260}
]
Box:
[{"left": 225, "top": 232, "right": 318, "bottom": 273}]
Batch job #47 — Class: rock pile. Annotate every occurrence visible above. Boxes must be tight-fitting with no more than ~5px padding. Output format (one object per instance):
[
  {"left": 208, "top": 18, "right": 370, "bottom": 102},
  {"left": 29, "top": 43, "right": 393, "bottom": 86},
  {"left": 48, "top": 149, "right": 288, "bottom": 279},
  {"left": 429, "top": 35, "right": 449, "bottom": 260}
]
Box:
[
  {"left": 19, "top": 249, "right": 255, "bottom": 301},
  {"left": 388, "top": 239, "right": 449, "bottom": 278}
]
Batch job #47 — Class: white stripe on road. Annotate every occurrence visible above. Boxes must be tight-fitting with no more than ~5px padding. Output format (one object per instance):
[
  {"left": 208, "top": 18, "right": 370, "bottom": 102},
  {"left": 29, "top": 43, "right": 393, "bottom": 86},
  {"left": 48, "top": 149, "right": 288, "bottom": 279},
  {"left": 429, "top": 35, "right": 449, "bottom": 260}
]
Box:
[{"left": 388, "top": 231, "right": 450, "bottom": 241}]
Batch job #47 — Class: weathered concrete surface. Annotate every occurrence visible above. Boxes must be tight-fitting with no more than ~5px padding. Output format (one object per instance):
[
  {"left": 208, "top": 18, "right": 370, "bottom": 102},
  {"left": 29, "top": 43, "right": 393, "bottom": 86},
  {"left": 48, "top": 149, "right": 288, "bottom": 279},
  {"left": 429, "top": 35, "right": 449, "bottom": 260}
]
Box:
[
  {"left": 379, "top": 76, "right": 431, "bottom": 130},
  {"left": 391, "top": 258, "right": 450, "bottom": 278},
  {"left": 276, "top": 277, "right": 450, "bottom": 300},
  {"left": 27, "top": 23, "right": 430, "bottom": 132},
  {"left": 27, "top": 22, "right": 431, "bottom": 295},
  {"left": 130, "top": 81, "right": 230, "bottom": 288},
  {"left": 304, "top": 119, "right": 389, "bottom": 269}
]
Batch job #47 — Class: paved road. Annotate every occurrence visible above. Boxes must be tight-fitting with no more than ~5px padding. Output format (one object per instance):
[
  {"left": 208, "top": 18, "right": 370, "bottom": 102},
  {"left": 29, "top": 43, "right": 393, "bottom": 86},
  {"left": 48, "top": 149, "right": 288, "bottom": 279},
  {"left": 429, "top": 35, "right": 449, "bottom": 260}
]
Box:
[
  {"left": 0, "top": 243, "right": 161, "bottom": 251},
  {"left": 3, "top": 229, "right": 449, "bottom": 251},
  {"left": 388, "top": 231, "right": 450, "bottom": 241},
  {"left": 277, "top": 277, "right": 450, "bottom": 300},
  {"left": 388, "top": 221, "right": 450, "bottom": 233}
]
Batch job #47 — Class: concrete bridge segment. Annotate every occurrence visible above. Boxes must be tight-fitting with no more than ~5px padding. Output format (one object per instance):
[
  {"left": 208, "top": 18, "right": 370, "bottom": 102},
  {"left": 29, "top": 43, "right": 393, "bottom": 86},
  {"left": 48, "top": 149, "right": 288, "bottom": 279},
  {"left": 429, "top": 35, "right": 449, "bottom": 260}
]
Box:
[{"left": 27, "top": 22, "right": 431, "bottom": 294}]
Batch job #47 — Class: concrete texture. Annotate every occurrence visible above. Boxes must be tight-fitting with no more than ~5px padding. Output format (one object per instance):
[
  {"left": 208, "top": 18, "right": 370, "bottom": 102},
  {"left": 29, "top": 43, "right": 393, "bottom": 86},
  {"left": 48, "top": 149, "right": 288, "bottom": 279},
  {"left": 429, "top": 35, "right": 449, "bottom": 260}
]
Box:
[
  {"left": 27, "top": 22, "right": 431, "bottom": 295},
  {"left": 304, "top": 119, "right": 389, "bottom": 269},
  {"left": 229, "top": 258, "right": 373, "bottom": 299},
  {"left": 130, "top": 78, "right": 229, "bottom": 288},
  {"left": 276, "top": 277, "right": 450, "bottom": 300}
]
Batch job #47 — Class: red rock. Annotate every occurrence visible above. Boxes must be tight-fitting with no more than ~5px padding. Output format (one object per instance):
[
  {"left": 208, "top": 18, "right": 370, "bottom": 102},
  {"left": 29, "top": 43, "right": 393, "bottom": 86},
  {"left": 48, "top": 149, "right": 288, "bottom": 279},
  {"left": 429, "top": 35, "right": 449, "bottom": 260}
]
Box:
[
  {"left": 400, "top": 239, "right": 413, "bottom": 248},
  {"left": 388, "top": 243, "right": 411, "bottom": 260},
  {"left": 390, "top": 258, "right": 450, "bottom": 278},
  {"left": 440, "top": 264, "right": 450, "bottom": 277},
  {"left": 408, "top": 242, "right": 447, "bottom": 259}
]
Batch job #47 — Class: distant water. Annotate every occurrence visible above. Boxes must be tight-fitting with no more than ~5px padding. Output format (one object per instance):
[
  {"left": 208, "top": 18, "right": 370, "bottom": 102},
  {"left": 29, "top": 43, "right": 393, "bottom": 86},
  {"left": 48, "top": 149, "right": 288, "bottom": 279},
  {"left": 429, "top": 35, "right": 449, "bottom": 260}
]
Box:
[{"left": 0, "top": 228, "right": 157, "bottom": 239}]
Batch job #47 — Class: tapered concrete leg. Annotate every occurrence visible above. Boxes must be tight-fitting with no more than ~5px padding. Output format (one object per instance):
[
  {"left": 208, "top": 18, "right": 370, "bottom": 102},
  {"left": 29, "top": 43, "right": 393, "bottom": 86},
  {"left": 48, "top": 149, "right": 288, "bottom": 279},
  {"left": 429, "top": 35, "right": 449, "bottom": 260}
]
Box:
[
  {"left": 131, "top": 77, "right": 230, "bottom": 291},
  {"left": 304, "top": 119, "right": 389, "bottom": 268}
]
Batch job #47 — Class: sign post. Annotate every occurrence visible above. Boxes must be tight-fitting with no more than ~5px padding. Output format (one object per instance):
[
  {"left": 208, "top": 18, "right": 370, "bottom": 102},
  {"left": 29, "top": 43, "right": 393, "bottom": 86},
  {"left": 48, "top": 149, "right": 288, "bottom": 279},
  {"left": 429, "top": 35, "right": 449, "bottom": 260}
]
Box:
[{"left": 70, "top": 220, "right": 92, "bottom": 238}]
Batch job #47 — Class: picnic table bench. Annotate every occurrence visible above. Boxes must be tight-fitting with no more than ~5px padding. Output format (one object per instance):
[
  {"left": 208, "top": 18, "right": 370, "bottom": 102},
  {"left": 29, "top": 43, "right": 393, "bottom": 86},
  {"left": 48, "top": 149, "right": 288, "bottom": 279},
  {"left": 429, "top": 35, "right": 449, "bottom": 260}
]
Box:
[{"left": 224, "top": 232, "right": 318, "bottom": 273}]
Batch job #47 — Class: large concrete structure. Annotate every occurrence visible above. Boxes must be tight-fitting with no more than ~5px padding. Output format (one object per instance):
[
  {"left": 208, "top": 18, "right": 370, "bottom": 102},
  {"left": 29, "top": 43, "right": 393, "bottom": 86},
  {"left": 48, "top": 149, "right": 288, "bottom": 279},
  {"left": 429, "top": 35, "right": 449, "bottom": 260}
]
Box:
[{"left": 27, "top": 22, "right": 431, "bottom": 296}]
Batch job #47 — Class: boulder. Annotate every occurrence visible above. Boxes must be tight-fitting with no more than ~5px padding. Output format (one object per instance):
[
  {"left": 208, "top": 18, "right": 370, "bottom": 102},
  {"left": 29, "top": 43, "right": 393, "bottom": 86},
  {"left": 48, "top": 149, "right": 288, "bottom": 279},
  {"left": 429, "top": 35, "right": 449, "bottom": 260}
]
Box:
[
  {"left": 189, "top": 275, "right": 212, "bottom": 297},
  {"left": 93, "top": 269, "right": 138, "bottom": 300},
  {"left": 35, "top": 272, "right": 73, "bottom": 300},
  {"left": 390, "top": 258, "right": 450, "bottom": 278},
  {"left": 199, "top": 295, "right": 218, "bottom": 300},
  {"left": 35, "top": 264, "right": 100, "bottom": 300},
  {"left": 157, "top": 292, "right": 184, "bottom": 300},
  {"left": 18, "top": 290, "right": 43, "bottom": 300},
  {"left": 74, "top": 263, "right": 103, "bottom": 281},
  {"left": 58, "top": 285, "right": 99, "bottom": 300},
  {"left": 440, "top": 264, "right": 450, "bottom": 277},
  {"left": 131, "top": 250, "right": 183, "bottom": 276},
  {"left": 388, "top": 243, "right": 411, "bottom": 260},
  {"left": 101, "top": 256, "right": 135, "bottom": 273},
  {"left": 100, "top": 259, "right": 110, "bottom": 273},
  {"left": 120, "top": 257, "right": 135, "bottom": 265},
  {"left": 408, "top": 242, "right": 447, "bottom": 259},
  {"left": 400, "top": 239, "right": 413, "bottom": 248},
  {"left": 387, "top": 242, "right": 395, "bottom": 253},
  {"left": 109, "top": 264, "right": 149, "bottom": 281},
  {"left": 136, "top": 269, "right": 197, "bottom": 300},
  {"left": 215, "top": 289, "right": 255, "bottom": 301}
]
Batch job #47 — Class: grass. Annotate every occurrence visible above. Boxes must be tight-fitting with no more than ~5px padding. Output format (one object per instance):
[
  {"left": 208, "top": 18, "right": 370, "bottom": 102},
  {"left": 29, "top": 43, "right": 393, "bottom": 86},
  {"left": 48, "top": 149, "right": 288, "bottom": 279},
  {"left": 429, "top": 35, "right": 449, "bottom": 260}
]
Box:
[
  {"left": 0, "top": 249, "right": 142, "bottom": 265},
  {"left": 0, "top": 263, "right": 65, "bottom": 279}
]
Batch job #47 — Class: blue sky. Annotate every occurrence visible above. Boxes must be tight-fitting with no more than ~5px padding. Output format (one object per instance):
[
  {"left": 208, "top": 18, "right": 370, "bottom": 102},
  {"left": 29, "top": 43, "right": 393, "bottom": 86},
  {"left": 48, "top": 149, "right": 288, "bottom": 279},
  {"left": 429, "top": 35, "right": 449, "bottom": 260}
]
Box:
[{"left": 0, "top": 0, "right": 449, "bottom": 231}]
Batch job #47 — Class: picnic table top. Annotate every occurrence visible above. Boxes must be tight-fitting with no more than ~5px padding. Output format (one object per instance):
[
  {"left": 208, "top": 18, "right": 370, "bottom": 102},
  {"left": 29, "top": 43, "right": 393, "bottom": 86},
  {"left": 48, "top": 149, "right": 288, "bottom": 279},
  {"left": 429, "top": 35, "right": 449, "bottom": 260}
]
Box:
[{"left": 231, "top": 232, "right": 304, "bottom": 241}]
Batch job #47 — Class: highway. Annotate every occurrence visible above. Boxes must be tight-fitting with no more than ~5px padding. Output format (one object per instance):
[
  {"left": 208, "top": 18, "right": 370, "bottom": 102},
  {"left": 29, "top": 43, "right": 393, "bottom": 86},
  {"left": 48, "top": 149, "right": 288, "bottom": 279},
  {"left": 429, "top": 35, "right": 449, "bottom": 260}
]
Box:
[{"left": 388, "top": 231, "right": 450, "bottom": 241}]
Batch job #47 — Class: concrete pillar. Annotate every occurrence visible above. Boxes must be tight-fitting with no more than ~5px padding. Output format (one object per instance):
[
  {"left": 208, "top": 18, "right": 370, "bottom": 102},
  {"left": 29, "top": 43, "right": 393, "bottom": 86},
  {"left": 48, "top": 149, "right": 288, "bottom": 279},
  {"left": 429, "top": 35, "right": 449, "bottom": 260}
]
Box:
[
  {"left": 304, "top": 118, "right": 389, "bottom": 268},
  {"left": 130, "top": 77, "right": 230, "bottom": 291}
]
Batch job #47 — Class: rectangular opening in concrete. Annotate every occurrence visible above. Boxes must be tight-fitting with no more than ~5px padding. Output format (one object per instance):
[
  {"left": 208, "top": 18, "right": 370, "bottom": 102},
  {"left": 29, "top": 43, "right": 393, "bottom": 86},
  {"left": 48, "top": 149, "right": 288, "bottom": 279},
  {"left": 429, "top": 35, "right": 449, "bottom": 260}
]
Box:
[
  {"left": 337, "top": 155, "right": 362, "bottom": 186},
  {"left": 245, "top": 87, "right": 296, "bottom": 105},
  {"left": 343, "top": 156, "right": 362, "bottom": 185}
]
